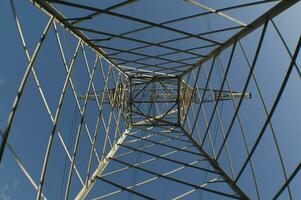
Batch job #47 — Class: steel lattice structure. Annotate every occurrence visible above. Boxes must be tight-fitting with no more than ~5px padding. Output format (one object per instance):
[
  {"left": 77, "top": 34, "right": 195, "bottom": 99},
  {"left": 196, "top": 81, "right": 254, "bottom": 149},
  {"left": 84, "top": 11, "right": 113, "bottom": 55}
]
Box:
[{"left": 0, "top": 0, "right": 301, "bottom": 199}]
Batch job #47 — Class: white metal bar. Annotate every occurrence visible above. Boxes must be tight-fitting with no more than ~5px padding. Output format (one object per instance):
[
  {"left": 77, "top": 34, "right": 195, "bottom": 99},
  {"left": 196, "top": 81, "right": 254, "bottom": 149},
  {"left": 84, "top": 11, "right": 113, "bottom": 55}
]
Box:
[
  {"left": 0, "top": 15, "right": 54, "bottom": 162},
  {"left": 184, "top": 0, "right": 247, "bottom": 26},
  {"left": 75, "top": 129, "right": 130, "bottom": 200}
]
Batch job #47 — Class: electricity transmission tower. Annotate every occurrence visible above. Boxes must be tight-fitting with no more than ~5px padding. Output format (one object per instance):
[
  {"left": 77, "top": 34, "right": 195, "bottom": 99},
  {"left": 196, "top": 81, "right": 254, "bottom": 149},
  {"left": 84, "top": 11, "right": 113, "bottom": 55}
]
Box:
[{"left": 0, "top": 0, "right": 301, "bottom": 200}]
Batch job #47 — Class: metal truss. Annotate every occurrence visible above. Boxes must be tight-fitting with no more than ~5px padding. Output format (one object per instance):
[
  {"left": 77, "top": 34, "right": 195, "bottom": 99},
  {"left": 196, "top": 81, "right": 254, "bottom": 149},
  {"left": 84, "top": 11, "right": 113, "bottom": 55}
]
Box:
[
  {"left": 87, "top": 76, "right": 251, "bottom": 127},
  {"left": 0, "top": 0, "right": 301, "bottom": 200}
]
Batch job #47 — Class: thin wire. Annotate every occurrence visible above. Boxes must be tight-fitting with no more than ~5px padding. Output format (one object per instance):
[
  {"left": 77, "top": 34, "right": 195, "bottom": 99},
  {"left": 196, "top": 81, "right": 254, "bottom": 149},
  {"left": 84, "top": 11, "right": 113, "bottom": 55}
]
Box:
[
  {"left": 127, "top": 107, "right": 144, "bottom": 200},
  {"left": 238, "top": 39, "right": 292, "bottom": 199},
  {"left": 202, "top": 10, "right": 236, "bottom": 178},
  {"left": 59, "top": 101, "right": 77, "bottom": 200},
  {"left": 215, "top": 53, "right": 261, "bottom": 199}
]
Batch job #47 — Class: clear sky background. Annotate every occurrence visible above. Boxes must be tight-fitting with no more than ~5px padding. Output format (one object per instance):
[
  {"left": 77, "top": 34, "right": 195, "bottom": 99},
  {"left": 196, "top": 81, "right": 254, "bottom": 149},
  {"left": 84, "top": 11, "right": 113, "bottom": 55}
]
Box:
[{"left": 0, "top": 0, "right": 301, "bottom": 199}]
